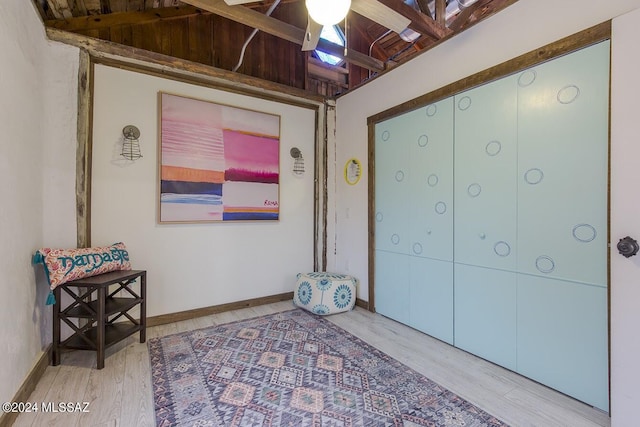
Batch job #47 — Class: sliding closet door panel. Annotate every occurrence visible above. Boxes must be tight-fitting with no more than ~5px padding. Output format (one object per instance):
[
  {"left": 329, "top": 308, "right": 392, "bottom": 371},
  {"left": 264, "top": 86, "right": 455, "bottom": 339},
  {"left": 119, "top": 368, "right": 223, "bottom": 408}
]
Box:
[
  {"left": 409, "top": 257, "right": 453, "bottom": 344},
  {"left": 375, "top": 251, "right": 410, "bottom": 325},
  {"left": 409, "top": 99, "right": 454, "bottom": 261},
  {"left": 375, "top": 117, "right": 411, "bottom": 254},
  {"left": 517, "top": 274, "right": 609, "bottom": 411},
  {"left": 517, "top": 41, "right": 609, "bottom": 286},
  {"left": 454, "top": 264, "right": 516, "bottom": 370},
  {"left": 454, "top": 76, "right": 518, "bottom": 271}
]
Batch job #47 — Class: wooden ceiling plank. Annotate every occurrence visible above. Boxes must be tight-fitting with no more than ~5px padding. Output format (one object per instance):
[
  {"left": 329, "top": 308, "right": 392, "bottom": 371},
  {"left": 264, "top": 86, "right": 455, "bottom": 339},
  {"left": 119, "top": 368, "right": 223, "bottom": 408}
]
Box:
[
  {"left": 65, "top": 0, "right": 83, "bottom": 16},
  {"left": 83, "top": 0, "right": 101, "bottom": 14},
  {"left": 109, "top": 0, "right": 128, "bottom": 13},
  {"left": 182, "top": 0, "right": 384, "bottom": 71},
  {"left": 100, "top": 0, "right": 111, "bottom": 14},
  {"left": 224, "top": 0, "right": 257, "bottom": 5},
  {"left": 45, "top": 5, "right": 207, "bottom": 31},
  {"left": 75, "top": 0, "right": 88, "bottom": 15},
  {"left": 128, "top": 0, "right": 145, "bottom": 12},
  {"left": 46, "top": 27, "right": 326, "bottom": 103},
  {"left": 47, "top": 0, "right": 74, "bottom": 19},
  {"left": 376, "top": 0, "right": 451, "bottom": 39}
]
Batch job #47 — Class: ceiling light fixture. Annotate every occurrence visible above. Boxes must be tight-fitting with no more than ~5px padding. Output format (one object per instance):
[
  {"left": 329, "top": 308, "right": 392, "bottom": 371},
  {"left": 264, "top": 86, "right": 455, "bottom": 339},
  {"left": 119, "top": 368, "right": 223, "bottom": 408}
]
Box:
[{"left": 305, "top": 0, "right": 351, "bottom": 26}]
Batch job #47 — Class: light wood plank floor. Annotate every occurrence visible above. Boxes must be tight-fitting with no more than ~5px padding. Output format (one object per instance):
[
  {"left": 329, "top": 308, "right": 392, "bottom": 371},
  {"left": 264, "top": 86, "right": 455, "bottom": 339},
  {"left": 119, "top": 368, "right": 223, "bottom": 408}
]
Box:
[{"left": 13, "top": 301, "right": 610, "bottom": 427}]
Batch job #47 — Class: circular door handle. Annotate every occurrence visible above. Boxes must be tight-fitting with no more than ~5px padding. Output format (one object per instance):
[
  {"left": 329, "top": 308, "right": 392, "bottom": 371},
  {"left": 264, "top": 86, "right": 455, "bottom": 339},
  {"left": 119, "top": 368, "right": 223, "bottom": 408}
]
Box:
[{"left": 617, "top": 236, "right": 639, "bottom": 258}]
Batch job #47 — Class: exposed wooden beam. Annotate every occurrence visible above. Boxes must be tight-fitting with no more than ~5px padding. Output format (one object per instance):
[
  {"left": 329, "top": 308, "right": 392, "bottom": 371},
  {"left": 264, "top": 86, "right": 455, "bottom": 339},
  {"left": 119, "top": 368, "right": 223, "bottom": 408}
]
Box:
[
  {"left": 377, "top": 0, "right": 451, "bottom": 39},
  {"left": 45, "top": 5, "right": 206, "bottom": 31},
  {"left": 448, "top": 0, "right": 491, "bottom": 31},
  {"left": 415, "top": 0, "right": 432, "bottom": 19},
  {"left": 351, "top": 0, "right": 410, "bottom": 34},
  {"left": 308, "top": 58, "right": 348, "bottom": 87},
  {"left": 448, "top": 0, "right": 516, "bottom": 31},
  {"left": 183, "top": 0, "right": 300, "bottom": 44},
  {"left": 435, "top": 0, "right": 446, "bottom": 26},
  {"left": 46, "top": 27, "right": 326, "bottom": 103},
  {"left": 76, "top": 49, "right": 92, "bottom": 248},
  {"left": 181, "top": 0, "right": 385, "bottom": 71},
  {"left": 352, "top": 22, "right": 387, "bottom": 60}
]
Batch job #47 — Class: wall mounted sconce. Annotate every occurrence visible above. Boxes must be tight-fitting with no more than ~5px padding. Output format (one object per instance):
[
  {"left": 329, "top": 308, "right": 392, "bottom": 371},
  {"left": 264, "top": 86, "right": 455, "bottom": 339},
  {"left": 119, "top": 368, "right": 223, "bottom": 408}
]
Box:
[
  {"left": 290, "top": 147, "right": 305, "bottom": 176},
  {"left": 121, "top": 125, "right": 142, "bottom": 161}
]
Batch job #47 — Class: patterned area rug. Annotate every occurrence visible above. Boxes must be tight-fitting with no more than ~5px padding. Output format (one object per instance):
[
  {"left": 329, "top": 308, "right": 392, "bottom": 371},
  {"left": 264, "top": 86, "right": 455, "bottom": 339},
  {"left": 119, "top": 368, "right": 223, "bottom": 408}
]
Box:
[{"left": 149, "top": 309, "right": 508, "bottom": 426}]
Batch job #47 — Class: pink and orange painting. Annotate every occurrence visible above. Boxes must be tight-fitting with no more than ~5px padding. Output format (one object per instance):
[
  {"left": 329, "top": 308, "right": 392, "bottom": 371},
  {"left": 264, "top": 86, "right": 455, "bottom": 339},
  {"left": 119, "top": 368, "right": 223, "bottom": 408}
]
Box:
[{"left": 158, "top": 93, "right": 280, "bottom": 222}]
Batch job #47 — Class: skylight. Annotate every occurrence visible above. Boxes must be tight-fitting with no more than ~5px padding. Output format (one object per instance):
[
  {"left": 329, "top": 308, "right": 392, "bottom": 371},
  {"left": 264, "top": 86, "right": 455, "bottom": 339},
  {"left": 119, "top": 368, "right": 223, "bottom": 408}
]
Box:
[{"left": 315, "top": 25, "right": 345, "bottom": 66}]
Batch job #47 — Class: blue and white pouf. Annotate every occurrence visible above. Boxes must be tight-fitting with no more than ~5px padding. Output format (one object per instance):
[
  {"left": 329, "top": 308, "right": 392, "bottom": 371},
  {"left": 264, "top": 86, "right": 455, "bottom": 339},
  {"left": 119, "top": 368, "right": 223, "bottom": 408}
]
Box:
[{"left": 293, "top": 272, "right": 357, "bottom": 315}]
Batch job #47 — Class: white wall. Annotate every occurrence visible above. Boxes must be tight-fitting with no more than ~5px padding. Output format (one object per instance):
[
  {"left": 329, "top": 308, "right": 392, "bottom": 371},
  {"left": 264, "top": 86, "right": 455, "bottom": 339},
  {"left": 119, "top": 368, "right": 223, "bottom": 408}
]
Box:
[
  {"left": 334, "top": 0, "right": 640, "bottom": 423},
  {"left": 0, "top": 0, "right": 78, "bottom": 405},
  {"left": 610, "top": 7, "right": 640, "bottom": 424},
  {"left": 91, "top": 65, "right": 317, "bottom": 317}
]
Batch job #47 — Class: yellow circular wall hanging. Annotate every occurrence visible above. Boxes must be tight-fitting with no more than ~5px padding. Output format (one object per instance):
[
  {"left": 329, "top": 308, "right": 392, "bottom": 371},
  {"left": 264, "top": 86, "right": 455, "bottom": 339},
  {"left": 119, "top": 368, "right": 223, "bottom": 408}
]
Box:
[{"left": 344, "top": 158, "right": 362, "bottom": 185}]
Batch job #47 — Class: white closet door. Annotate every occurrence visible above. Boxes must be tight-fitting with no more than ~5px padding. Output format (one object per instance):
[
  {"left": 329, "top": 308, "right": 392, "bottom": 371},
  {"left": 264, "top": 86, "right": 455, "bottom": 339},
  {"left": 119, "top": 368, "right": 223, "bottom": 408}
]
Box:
[
  {"left": 515, "top": 40, "right": 610, "bottom": 411},
  {"left": 454, "top": 264, "right": 517, "bottom": 371},
  {"left": 516, "top": 40, "right": 609, "bottom": 286},
  {"left": 406, "top": 100, "right": 455, "bottom": 343},
  {"left": 374, "top": 115, "right": 411, "bottom": 255},
  {"left": 410, "top": 257, "right": 454, "bottom": 344},
  {"left": 373, "top": 40, "right": 609, "bottom": 412},
  {"left": 517, "top": 274, "right": 609, "bottom": 411},
  {"left": 454, "top": 75, "right": 518, "bottom": 271},
  {"left": 408, "top": 99, "right": 454, "bottom": 262},
  {"left": 375, "top": 251, "right": 410, "bottom": 325}
]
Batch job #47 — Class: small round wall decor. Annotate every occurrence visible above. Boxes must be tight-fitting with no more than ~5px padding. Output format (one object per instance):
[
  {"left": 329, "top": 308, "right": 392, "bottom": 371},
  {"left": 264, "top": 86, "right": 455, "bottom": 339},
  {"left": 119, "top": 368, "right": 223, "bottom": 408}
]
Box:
[{"left": 344, "top": 158, "right": 362, "bottom": 185}]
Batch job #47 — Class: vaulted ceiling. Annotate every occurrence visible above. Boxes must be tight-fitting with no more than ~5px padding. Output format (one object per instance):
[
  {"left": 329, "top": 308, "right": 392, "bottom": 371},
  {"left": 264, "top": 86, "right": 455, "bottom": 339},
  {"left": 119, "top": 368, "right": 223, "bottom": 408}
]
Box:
[{"left": 34, "top": 0, "right": 517, "bottom": 97}]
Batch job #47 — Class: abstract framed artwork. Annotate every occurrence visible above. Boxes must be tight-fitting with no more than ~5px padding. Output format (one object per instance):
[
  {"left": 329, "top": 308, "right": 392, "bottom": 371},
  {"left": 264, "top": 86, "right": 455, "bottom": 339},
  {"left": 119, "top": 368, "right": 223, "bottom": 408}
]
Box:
[{"left": 158, "top": 92, "right": 280, "bottom": 223}]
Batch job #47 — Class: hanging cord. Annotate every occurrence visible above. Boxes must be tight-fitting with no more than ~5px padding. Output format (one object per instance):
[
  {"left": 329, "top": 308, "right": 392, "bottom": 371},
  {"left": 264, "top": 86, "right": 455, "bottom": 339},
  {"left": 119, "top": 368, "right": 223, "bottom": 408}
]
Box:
[
  {"left": 368, "top": 30, "right": 392, "bottom": 78},
  {"left": 233, "top": 0, "right": 282, "bottom": 72}
]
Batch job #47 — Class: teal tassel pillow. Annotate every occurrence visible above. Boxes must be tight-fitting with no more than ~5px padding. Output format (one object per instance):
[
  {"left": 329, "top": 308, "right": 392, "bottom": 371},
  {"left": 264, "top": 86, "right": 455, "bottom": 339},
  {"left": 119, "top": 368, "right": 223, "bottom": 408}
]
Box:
[{"left": 33, "top": 242, "right": 132, "bottom": 297}]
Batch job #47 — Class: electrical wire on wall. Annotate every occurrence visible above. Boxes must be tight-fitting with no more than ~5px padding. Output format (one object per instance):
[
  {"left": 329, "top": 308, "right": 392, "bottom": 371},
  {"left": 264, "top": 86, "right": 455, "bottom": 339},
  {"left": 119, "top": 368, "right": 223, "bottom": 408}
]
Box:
[
  {"left": 368, "top": 30, "right": 392, "bottom": 78},
  {"left": 388, "top": 40, "right": 419, "bottom": 62},
  {"left": 233, "top": 0, "right": 282, "bottom": 72}
]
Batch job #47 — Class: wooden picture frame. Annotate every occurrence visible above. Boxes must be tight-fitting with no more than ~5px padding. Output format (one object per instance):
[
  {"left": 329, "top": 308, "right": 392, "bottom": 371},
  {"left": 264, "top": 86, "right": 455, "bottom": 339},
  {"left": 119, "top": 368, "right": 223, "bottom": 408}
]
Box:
[{"left": 158, "top": 92, "right": 281, "bottom": 223}]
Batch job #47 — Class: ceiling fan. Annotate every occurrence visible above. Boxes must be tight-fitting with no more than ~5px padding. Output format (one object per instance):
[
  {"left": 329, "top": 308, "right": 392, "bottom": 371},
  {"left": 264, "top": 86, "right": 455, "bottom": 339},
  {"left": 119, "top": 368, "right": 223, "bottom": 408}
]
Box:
[{"left": 223, "top": 0, "right": 411, "bottom": 52}]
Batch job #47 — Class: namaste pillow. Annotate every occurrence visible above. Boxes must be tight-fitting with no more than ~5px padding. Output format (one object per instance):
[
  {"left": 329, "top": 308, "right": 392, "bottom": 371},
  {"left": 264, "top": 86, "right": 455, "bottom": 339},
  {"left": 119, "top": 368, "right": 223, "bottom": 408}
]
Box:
[{"left": 33, "top": 242, "right": 132, "bottom": 290}]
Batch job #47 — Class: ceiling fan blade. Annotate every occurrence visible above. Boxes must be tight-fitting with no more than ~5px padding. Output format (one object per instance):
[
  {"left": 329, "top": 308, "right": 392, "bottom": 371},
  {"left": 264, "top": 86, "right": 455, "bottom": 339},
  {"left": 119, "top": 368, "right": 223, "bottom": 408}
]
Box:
[
  {"left": 301, "top": 18, "right": 323, "bottom": 51},
  {"left": 350, "top": 0, "right": 410, "bottom": 34},
  {"left": 223, "top": 0, "right": 255, "bottom": 5}
]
